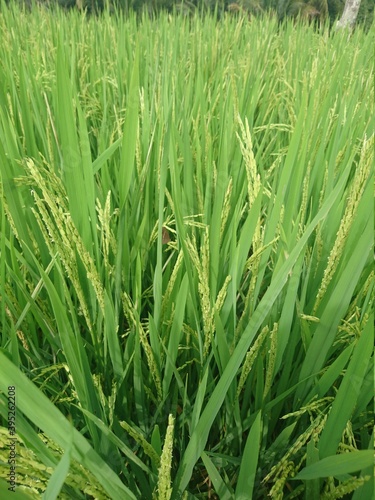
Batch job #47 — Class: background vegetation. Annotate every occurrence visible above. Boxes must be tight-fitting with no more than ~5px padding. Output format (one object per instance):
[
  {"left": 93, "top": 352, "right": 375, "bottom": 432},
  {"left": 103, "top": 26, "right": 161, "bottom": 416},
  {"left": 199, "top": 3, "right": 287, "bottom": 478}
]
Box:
[
  {"left": 0, "top": 2, "right": 374, "bottom": 499},
  {"left": 3, "top": 0, "right": 375, "bottom": 29}
]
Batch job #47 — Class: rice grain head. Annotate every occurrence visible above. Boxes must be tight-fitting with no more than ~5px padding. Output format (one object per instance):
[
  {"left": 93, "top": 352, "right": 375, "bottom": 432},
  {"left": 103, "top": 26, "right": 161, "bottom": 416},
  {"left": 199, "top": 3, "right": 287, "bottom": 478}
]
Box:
[
  {"left": 153, "top": 414, "right": 175, "bottom": 500},
  {"left": 313, "top": 135, "right": 373, "bottom": 314}
]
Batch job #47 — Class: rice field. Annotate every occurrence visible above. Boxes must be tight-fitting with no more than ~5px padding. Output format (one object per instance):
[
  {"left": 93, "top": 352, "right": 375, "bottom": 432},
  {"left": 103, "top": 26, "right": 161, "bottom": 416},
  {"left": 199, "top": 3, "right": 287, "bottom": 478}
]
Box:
[{"left": 0, "top": 3, "right": 373, "bottom": 499}]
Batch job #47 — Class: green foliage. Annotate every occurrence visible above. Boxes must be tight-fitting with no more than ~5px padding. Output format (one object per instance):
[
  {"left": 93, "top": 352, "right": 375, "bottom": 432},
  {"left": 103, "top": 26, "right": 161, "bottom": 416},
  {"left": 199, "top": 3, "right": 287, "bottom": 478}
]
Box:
[
  {"left": 0, "top": 4, "right": 373, "bottom": 498},
  {"left": 2, "top": 0, "right": 373, "bottom": 26}
]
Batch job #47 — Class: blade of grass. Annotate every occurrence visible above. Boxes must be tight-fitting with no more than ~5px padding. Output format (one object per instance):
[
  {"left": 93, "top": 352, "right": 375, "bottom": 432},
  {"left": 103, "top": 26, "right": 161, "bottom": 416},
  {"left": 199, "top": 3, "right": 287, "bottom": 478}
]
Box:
[
  {"left": 296, "top": 209, "right": 372, "bottom": 403},
  {"left": 163, "top": 273, "right": 189, "bottom": 397},
  {"left": 92, "top": 137, "right": 122, "bottom": 174},
  {"left": 42, "top": 424, "right": 73, "bottom": 500},
  {"left": 235, "top": 410, "right": 262, "bottom": 499},
  {"left": 104, "top": 290, "right": 123, "bottom": 380},
  {"left": 0, "top": 478, "right": 33, "bottom": 499},
  {"left": 294, "top": 451, "right": 374, "bottom": 480},
  {"left": 201, "top": 451, "right": 233, "bottom": 499},
  {"left": 304, "top": 439, "right": 320, "bottom": 500},
  {"left": 0, "top": 352, "right": 136, "bottom": 499},
  {"left": 318, "top": 314, "right": 373, "bottom": 458},
  {"left": 56, "top": 41, "right": 91, "bottom": 249},
  {"left": 172, "top": 160, "right": 351, "bottom": 497},
  {"left": 352, "top": 430, "right": 374, "bottom": 500},
  {"left": 118, "top": 43, "right": 139, "bottom": 210},
  {"left": 27, "top": 252, "right": 103, "bottom": 447}
]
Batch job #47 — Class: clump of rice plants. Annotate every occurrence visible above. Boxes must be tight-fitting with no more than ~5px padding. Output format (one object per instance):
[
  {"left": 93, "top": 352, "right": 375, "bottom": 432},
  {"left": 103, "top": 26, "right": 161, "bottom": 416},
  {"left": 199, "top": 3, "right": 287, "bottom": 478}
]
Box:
[{"left": 0, "top": 3, "right": 373, "bottom": 499}]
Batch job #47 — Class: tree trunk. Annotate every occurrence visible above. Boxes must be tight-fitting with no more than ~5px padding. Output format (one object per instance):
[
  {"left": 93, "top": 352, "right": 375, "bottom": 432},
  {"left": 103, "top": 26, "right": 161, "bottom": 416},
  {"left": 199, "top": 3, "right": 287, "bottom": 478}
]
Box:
[{"left": 336, "top": 0, "right": 362, "bottom": 29}]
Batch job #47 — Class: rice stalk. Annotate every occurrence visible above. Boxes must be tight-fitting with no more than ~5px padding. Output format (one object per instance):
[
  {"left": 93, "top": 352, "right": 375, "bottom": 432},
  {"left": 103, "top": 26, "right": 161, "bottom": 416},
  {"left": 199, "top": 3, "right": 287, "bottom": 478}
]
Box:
[
  {"left": 25, "top": 157, "right": 109, "bottom": 339},
  {"left": 235, "top": 325, "right": 269, "bottom": 402},
  {"left": 31, "top": 187, "right": 94, "bottom": 332},
  {"left": 153, "top": 414, "right": 175, "bottom": 500},
  {"left": 122, "top": 291, "right": 162, "bottom": 401},
  {"left": 236, "top": 115, "right": 261, "bottom": 209},
  {"left": 95, "top": 191, "right": 118, "bottom": 274},
  {"left": 263, "top": 322, "right": 278, "bottom": 400},
  {"left": 263, "top": 414, "right": 328, "bottom": 486},
  {"left": 161, "top": 249, "right": 184, "bottom": 319},
  {"left": 321, "top": 476, "right": 371, "bottom": 499},
  {"left": 185, "top": 230, "right": 213, "bottom": 359},
  {"left": 313, "top": 135, "right": 373, "bottom": 314},
  {"left": 219, "top": 177, "right": 233, "bottom": 245},
  {"left": 119, "top": 420, "right": 160, "bottom": 468},
  {"left": 281, "top": 396, "right": 334, "bottom": 420}
]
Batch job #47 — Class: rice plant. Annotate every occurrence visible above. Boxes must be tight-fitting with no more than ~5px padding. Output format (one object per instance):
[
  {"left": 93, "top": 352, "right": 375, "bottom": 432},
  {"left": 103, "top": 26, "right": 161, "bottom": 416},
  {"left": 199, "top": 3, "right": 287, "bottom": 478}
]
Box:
[{"left": 0, "top": 3, "right": 373, "bottom": 498}]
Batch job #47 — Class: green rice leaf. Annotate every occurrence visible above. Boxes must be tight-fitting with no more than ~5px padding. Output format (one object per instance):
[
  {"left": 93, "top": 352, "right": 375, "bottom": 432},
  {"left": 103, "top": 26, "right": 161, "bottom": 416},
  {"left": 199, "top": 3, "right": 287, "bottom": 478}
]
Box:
[
  {"left": 235, "top": 410, "right": 262, "bottom": 499},
  {"left": 119, "top": 43, "right": 139, "bottom": 209},
  {"left": 0, "top": 478, "right": 33, "bottom": 499},
  {"left": 172, "top": 160, "right": 351, "bottom": 497},
  {"left": 42, "top": 425, "right": 73, "bottom": 499},
  {"left": 318, "top": 314, "right": 374, "bottom": 458},
  {"left": 0, "top": 352, "right": 137, "bottom": 499},
  {"left": 294, "top": 451, "right": 374, "bottom": 480},
  {"left": 201, "top": 452, "right": 233, "bottom": 499}
]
